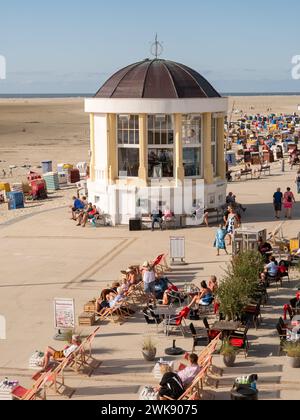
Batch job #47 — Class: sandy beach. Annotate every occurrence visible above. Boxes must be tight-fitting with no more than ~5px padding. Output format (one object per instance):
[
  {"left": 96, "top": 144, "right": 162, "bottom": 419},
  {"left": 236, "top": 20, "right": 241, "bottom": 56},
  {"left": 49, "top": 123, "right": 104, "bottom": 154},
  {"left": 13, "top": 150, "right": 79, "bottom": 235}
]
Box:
[{"left": 1, "top": 95, "right": 300, "bottom": 225}]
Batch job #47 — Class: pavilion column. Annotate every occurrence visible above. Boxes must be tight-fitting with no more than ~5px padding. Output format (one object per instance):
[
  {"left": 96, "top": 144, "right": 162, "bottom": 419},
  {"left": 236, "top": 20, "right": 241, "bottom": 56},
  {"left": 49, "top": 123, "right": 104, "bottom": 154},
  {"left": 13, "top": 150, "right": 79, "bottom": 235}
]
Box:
[
  {"left": 203, "top": 113, "right": 214, "bottom": 185},
  {"left": 89, "top": 113, "right": 96, "bottom": 182},
  {"left": 175, "top": 114, "right": 184, "bottom": 186},
  {"left": 217, "top": 115, "right": 226, "bottom": 180},
  {"left": 138, "top": 114, "right": 148, "bottom": 186},
  {"left": 107, "top": 114, "right": 117, "bottom": 183}
]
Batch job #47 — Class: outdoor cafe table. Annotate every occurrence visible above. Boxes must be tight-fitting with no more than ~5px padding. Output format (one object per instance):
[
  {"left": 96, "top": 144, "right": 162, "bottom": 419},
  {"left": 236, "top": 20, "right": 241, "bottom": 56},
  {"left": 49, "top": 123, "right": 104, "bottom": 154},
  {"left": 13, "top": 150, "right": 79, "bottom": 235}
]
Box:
[
  {"left": 153, "top": 306, "right": 178, "bottom": 317},
  {"left": 212, "top": 321, "right": 242, "bottom": 339}
]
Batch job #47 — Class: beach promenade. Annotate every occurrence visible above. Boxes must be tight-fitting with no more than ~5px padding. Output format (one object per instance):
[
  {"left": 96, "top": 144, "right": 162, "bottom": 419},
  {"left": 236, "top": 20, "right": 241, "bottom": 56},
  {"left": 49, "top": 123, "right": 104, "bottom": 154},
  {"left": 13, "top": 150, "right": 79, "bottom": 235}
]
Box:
[{"left": 0, "top": 160, "right": 300, "bottom": 400}]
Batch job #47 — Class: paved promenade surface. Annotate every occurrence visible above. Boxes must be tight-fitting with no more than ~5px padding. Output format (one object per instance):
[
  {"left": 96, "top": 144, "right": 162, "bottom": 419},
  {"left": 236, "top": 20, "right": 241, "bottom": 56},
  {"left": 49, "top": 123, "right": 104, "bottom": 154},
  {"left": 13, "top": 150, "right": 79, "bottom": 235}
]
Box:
[{"left": 1, "top": 160, "right": 300, "bottom": 400}]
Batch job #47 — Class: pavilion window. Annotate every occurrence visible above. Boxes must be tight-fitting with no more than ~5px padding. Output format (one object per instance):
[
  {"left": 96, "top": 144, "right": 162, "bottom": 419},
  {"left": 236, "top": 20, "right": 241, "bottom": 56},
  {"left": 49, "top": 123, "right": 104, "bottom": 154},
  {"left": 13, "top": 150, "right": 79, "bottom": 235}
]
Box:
[
  {"left": 148, "top": 115, "right": 174, "bottom": 178},
  {"left": 211, "top": 116, "right": 218, "bottom": 176},
  {"left": 117, "top": 115, "right": 139, "bottom": 177},
  {"left": 182, "top": 114, "right": 202, "bottom": 177}
]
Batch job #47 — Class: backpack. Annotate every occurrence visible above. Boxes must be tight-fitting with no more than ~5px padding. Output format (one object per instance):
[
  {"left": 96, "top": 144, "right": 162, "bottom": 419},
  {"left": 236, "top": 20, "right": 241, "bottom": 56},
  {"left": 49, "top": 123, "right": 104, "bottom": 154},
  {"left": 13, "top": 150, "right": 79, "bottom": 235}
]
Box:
[{"left": 287, "top": 194, "right": 293, "bottom": 203}]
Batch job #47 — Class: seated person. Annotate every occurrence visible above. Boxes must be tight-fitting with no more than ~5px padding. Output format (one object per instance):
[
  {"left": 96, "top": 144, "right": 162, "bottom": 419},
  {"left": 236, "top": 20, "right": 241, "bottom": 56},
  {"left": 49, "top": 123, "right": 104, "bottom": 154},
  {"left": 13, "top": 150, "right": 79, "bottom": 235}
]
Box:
[
  {"left": 208, "top": 276, "right": 218, "bottom": 295},
  {"left": 161, "top": 283, "right": 181, "bottom": 305},
  {"left": 290, "top": 292, "right": 300, "bottom": 313},
  {"left": 177, "top": 354, "right": 201, "bottom": 388},
  {"left": 188, "top": 281, "right": 213, "bottom": 308},
  {"left": 76, "top": 203, "right": 93, "bottom": 226},
  {"left": 226, "top": 192, "right": 236, "bottom": 205},
  {"left": 96, "top": 288, "right": 116, "bottom": 312},
  {"left": 125, "top": 267, "right": 141, "bottom": 286},
  {"left": 265, "top": 257, "right": 279, "bottom": 278},
  {"left": 41, "top": 335, "right": 81, "bottom": 370},
  {"left": 151, "top": 208, "right": 163, "bottom": 231},
  {"left": 70, "top": 196, "right": 84, "bottom": 220},
  {"left": 258, "top": 238, "right": 273, "bottom": 262},
  {"left": 81, "top": 205, "right": 99, "bottom": 228},
  {"left": 111, "top": 282, "right": 120, "bottom": 293},
  {"left": 106, "top": 292, "right": 123, "bottom": 308},
  {"left": 278, "top": 261, "right": 289, "bottom": 278},
  {"left": 155, "top": 364, "right": 185, "bottom": 401},
  {"left": 162, "top": 207, "right": 174, "bottom": 221}
]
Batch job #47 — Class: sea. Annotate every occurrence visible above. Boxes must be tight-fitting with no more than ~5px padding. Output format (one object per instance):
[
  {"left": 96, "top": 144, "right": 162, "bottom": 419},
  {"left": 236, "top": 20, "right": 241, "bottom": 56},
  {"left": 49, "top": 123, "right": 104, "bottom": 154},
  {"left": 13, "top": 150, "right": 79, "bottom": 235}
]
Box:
[{"left": 1, "top": 92, "right": 300, "bottom": 98}]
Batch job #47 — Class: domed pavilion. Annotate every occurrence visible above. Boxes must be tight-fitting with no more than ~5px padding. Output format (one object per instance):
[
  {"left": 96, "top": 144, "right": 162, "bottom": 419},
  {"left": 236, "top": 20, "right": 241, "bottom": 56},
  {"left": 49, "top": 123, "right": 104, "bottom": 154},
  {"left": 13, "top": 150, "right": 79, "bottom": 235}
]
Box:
[{"left": 85, "top": 58, "right": 228, "bottom": 225}]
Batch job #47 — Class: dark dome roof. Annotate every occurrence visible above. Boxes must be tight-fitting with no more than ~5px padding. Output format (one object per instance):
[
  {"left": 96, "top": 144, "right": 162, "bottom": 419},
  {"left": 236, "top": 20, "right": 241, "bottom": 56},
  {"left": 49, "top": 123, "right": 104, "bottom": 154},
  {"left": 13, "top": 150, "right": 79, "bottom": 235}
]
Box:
[{"left": 95, "top": 59, "right": 221, "bottom": 99}]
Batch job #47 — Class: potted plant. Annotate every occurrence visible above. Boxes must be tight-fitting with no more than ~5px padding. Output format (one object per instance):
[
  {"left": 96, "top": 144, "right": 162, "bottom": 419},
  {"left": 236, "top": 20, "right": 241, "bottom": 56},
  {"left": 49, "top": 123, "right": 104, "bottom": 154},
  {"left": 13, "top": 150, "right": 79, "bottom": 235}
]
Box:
[
  {"left": 283, "top": 341, "right": 300, "bottom": 368},
  {"left": 221, "top": 340, "right": 237, "bottom": 367},
  {"left": 142, "top": 337, "right": 157, "bottom": 362}
]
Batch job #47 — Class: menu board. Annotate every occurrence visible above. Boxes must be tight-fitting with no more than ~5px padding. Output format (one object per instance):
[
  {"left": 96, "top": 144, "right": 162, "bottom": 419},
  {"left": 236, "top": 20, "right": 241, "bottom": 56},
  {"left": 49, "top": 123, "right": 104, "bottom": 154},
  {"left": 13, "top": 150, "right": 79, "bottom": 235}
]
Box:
[{"left": 54, "top": 298, "right": 75, "bottom": 330}]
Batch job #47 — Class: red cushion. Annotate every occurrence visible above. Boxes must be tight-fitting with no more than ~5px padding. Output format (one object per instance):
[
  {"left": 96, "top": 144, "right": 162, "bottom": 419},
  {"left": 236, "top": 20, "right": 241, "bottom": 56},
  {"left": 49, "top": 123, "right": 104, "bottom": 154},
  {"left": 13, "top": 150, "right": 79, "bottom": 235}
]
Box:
[
  {"left": 12, "top": 386, "right": 28, "bottom": 398},
  {"left": 230, "top": 338, "right": 244, "bottom": 347},
  {"left": 209, "top": 331, "right": 219, "bottom": 339}
]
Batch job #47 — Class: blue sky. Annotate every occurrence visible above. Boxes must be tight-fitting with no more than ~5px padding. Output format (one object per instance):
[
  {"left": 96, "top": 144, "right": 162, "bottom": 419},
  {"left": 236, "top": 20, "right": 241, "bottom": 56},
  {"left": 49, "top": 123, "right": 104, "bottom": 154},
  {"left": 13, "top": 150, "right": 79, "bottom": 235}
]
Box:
[{"left": 1, "top": 0, "right": 300, "bottom": 93}]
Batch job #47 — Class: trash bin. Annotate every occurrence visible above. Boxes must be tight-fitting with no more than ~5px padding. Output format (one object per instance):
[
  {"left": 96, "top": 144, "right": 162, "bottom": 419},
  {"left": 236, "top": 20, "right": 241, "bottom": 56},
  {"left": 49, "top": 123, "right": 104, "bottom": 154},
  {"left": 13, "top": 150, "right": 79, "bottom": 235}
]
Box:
[
  {"left": 231, "top": 385, "right": 258, "bottom": 401},
  {"left": 129, "top": 218, "right": 142, "bottom": 231}
]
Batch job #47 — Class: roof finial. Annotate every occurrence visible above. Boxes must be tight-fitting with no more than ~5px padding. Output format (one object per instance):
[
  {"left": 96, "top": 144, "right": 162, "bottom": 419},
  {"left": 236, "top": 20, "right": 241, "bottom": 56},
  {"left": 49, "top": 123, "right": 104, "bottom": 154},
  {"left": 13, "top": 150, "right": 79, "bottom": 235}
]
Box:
[{"left": 150, "top": 34, "right": 163, "bottom": 59}]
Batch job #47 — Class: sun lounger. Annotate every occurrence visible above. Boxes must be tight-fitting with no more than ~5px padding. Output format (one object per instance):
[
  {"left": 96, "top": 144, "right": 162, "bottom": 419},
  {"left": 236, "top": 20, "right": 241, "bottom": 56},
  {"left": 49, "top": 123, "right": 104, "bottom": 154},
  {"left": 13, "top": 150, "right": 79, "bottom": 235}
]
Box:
[{"left": 12, "top": 372, "right": 50, "bottom": 400}]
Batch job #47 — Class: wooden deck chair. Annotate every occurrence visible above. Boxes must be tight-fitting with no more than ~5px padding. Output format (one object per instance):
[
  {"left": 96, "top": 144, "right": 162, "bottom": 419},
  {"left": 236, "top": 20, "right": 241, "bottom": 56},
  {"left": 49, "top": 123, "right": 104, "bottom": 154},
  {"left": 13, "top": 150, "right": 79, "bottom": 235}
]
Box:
[
  {"left": 84, "top": 327, "right": 100, "bottom": 360},
  {"left": 12, "top": 372, "right": 49, "bottom": 400},
  {"left": 97, "top": 304, "right": 127, "bottom": 324},
  {"left": 152, "top": 254, "right": 172, "bottom": 275},
  {"left": 34, "top": 357, "right": 74, "bottom": 399},
  {"left": 168, "top": 356, "right": 213, "bottom": 401},
  {"left": 268, "top": 223, "right": 289, "bottom": 250},
  {"left": 126, "top": 281, "right": 147, "bottom": 305}
]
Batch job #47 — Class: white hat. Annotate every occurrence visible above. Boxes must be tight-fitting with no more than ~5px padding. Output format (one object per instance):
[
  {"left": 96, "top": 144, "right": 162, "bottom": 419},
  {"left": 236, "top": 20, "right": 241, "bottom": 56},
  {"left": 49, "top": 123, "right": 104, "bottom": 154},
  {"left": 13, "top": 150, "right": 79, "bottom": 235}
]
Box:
[{"left": 143, "top": 261, "right": 150, "bottom": 268}]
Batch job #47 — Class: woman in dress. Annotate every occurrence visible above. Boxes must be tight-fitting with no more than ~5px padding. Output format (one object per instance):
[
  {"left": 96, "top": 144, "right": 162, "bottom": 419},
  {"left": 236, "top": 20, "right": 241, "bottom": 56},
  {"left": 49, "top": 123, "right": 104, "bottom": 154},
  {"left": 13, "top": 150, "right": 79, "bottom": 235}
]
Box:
[
  {"left": 214, "top": 225, "right": 228, "bottom": 256},
  {"left": 283, "top": 188, "right": 296, "bottom": 219},
  {"left": 226, "top": 207, "right": 237, "bottom": 246}
]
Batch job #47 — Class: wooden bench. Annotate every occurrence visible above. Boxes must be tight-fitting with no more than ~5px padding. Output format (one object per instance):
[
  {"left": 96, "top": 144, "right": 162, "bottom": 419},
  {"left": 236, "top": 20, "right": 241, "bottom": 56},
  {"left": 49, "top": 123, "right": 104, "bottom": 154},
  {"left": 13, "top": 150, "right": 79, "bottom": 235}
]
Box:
[
  {"left": 258, "top": 165, "right": 271, "bottom": 176},
  {"left": 239, "top": 169, "right": 253, "bottom": 180}
]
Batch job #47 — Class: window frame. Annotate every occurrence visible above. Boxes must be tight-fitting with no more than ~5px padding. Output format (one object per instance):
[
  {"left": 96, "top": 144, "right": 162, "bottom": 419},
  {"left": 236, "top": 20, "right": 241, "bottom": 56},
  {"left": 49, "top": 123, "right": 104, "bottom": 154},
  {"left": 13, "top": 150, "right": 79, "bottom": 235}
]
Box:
[
  {"left": 147, "top": 114, "right": 175, "bottom": 180},
  {"left": 211, "top": 116, "right": 218, "bottom": 177},
  {"left": 182, "top": 114, "right": 203, "bottom": 179},
  {"left": 117, "top": 114, "right": 140, "bottom": 178}
]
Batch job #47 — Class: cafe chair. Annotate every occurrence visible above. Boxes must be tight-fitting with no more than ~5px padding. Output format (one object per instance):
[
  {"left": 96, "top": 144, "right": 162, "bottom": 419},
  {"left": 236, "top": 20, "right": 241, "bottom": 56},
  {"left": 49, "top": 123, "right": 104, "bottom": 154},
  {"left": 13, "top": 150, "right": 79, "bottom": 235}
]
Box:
[
  {"left": 228, "top": 325, "right": 250, "bottom": 358},
  {"left": 189, "top": 323, "right": 210, "bottom": 352}
]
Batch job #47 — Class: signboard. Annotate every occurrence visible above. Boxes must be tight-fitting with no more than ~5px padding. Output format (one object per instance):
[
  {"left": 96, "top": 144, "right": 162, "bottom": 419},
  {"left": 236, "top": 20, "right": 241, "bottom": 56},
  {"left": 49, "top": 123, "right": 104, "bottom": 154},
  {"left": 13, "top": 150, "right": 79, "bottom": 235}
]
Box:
[
  {"left": 54, "top": 298, "right": 75, "bottom": 330},
  {"left": 170, "top": 237, "right": 185, "bottom": 264}
]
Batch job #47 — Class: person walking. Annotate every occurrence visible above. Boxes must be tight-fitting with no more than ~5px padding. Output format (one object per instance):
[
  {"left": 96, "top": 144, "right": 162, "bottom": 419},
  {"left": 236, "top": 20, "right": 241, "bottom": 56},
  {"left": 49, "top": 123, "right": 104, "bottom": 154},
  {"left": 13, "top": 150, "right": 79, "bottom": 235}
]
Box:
[
  {"left": 214, "top": 225, "right": 229, "bottom": 256},
  {"left": 273, "top": 188, "right": 283, "bottom": 220},
  {"left": 283, "top": 188, "right": 296, "bottom": 220},
  {"left": 226, "top": 207, "right": 238, "bottom": 246}
]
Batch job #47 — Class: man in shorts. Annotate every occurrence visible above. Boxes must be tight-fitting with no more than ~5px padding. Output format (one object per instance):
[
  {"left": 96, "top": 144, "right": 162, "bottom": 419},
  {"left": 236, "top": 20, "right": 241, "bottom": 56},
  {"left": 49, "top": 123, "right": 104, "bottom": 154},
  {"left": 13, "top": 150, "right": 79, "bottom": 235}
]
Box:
[
  {"left": 41, "top": 335, "right": 81, "bottom": 370},
  {"left": 273, "top": 188, "right": 283, "bottom": 219}
]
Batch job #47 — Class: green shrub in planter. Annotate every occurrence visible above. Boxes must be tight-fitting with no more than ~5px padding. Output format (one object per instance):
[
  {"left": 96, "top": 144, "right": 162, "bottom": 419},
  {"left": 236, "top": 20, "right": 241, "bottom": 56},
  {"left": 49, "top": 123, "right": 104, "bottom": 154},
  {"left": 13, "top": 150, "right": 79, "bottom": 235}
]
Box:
[{"left": 283, "top": 342, "right": 300, "bottom": 368}]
